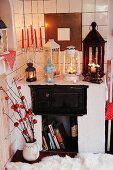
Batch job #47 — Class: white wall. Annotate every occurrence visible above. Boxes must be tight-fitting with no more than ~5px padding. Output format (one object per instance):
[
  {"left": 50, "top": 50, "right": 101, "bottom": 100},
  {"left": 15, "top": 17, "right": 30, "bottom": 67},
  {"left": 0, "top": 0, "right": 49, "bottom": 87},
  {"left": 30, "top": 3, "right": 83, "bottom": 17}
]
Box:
[
  {"left": 0, "top": 0, "right": 16, "bottom": 49},
  {"left": 107, "top": 0, "right": 113, "bottom": 59}
]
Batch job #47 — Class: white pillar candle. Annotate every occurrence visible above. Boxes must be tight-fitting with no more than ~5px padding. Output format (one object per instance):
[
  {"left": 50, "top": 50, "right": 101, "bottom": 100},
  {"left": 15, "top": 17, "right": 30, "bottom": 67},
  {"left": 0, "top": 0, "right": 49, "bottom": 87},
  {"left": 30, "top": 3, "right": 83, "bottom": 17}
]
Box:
[{"left": 90, "top": 63, "right": 96, "bottom": 73}]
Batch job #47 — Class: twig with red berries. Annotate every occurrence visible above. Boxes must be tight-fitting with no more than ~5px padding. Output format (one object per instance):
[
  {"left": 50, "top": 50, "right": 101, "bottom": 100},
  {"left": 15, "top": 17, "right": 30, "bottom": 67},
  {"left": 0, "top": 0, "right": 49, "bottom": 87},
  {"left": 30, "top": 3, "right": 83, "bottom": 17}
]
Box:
[{"left": 0, "top": 82, "right": 38, "bottom": 143}]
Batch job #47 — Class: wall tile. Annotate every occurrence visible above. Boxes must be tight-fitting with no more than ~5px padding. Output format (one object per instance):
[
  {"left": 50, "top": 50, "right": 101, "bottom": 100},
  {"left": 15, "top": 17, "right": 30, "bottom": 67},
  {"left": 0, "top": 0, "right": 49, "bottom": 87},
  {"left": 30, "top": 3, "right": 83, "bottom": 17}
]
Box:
[
  {"left": 98, "top": 26, "right": 108, "bottom": 39},
  {"left": 18, "top": 0, "right": 23, "bottom": 14},
  {"left": 16, "top": 28, "right": 22, "bottom": 42},
  {"left": 38, "top": 1, "right": 44, "bottom": 13},
  {"left": 44, "top": 0, "right": 56, "bottom": 13},
  {"left": 14, "top": 14, "right": 24, "bottom": 28},
  {"left": 17, "top": 41, "right": 22, "bottom": 51},
  {"left": 95, "top": 12, "right": 108, "bottom": 25},
  {"left": 38, "top": 14, "right": 44, "bottom": 27},
  {"left": 16, "top": 28, "right": 20, "bottom": 42},
  {"left": 25, "top": 14, "right": 32, "bottom": 27},
  {"left": 33, "top": 14, "right": 39, "bottom": 27},
  {"left": 57, "top": 0, "right": 69, "bottom": 13},
  {"left": 82, "top": 0, "right": 95, "bottom": 12},
  {"left": 70, "top": 0, "right": 82, "bottom": 12},
  {"left": 13, "top": 0, "right": 19, "bottom": 14},
  {"left": 82, "top": 13, "right": 95, "bottom": 25},
  {"left": 32, "top": 1, "right": 38, "bottom": 14},
  {"left": 19, "top": 15, "right": 24, "bottom": 28},
  {"left": 24, "top": 1, "right": 31, "bottom": 14},
  {"left": 96, "top": 0, "right": 108, "bottom": 12},
  {"left": 82, "top": 26, "right": 90, "bottom": 39},
  {"left": 14, "top": 14, "right": 20, "bottom": 28},
  {"left": 41, "top": 27, "right": 45, "bottom": 38}
]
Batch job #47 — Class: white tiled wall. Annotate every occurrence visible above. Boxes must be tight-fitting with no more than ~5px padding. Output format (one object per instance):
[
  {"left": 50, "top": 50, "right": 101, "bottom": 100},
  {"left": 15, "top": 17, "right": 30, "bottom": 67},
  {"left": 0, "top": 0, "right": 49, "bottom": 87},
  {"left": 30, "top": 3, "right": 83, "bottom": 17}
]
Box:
[
  {"left": 70, "top": 0, "right": 82, "bottom": 12},
  {"left": 12, "top": 0, "right": 109, "bottom": 66},
  {"left": 83, "top": 0, "right": 95, "bottom": 12}
]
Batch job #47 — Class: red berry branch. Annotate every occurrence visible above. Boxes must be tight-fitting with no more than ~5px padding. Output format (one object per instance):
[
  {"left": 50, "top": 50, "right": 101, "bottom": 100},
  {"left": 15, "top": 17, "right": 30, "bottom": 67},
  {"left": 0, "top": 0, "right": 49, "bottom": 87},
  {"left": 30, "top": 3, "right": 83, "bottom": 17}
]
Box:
[{"left": 0, "top": 80, "right": 37, "bottom": 143}]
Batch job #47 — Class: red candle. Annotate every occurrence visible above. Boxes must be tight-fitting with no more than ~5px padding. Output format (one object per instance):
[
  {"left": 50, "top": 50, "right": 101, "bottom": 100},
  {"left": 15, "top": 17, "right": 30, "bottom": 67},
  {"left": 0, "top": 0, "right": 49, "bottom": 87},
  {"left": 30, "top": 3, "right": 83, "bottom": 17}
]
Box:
[
  {"left": 34, "top": 28, "right": 38, "bottom": 48},
  {"left": 27, "top": 26, "right": 30, "bottom": 48},
  {"left": 30, "top": 24, "right": 34, "bottom": 45},
  {"left": 40, "top": 26, "right": 42, "bottom": 47},
  {"left": 22, "top": 27, "right": 24, "bottom": 49}
]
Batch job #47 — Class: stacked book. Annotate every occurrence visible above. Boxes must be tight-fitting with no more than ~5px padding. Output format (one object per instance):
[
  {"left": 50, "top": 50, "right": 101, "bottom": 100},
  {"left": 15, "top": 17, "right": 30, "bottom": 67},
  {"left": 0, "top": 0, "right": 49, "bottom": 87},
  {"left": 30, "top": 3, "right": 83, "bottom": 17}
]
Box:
[{"left": 42, "top": 119, "right": 68, "bottom": 151}]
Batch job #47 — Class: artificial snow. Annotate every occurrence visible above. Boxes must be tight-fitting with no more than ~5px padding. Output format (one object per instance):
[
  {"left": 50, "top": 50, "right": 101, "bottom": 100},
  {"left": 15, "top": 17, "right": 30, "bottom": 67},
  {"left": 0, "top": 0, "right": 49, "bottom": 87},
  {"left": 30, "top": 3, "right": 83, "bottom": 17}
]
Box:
[{"left": 6, "top": 153, "right": 113, "bottom": 170}]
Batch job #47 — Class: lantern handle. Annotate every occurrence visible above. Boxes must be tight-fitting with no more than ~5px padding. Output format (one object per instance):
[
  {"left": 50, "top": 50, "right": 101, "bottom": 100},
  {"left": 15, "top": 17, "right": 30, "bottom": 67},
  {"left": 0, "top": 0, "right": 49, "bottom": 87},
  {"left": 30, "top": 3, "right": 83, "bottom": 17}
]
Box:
[{"left": 89, "top": 22, "right": 98, "bottom": 30}]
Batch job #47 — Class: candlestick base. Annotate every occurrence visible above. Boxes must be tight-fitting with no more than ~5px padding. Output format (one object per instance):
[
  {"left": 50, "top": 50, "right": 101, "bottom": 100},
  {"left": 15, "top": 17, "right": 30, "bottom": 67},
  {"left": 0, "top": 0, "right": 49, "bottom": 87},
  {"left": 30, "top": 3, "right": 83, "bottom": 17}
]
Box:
[{"left": 83, "top": 76, "right": 103, "bottom": 84}]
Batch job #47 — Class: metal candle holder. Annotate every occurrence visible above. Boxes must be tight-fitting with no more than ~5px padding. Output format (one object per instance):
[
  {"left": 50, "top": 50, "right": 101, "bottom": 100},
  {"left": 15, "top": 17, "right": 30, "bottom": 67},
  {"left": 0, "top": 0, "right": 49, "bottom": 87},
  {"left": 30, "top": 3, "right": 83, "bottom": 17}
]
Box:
[{"left": 83, "top": 64, "right": 103, "bottom": 84}]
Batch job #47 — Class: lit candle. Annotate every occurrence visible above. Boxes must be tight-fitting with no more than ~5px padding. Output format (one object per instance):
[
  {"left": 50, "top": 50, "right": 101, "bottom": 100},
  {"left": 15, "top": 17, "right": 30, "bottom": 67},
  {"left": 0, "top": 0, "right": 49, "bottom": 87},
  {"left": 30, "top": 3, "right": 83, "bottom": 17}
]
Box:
[
  {"left": 29, "top": 72, "right": 33, "bottom": 78},
  {"left": 39, "top": 25, "right": 42, "bottom": 46},
  {"left": 90, "top": 63, "right": 96, "bottom": 73},
  {"left": 96, "top": 64, "right": 100, "bottom": 68},
  {"left": 30, "top": 24, "right": 34, "bottom": 45},
  {"left": 27, "top": 26, "right": 30, "bottom": 48},
  {"left": 34, "top": 27, "right": 38, "bottom": 48},
  {"left": 22, "top": 27, "right": 24, "bottom": 49},
  {"left": 88, "top": 63, "right": 92, "bottom": 67}
]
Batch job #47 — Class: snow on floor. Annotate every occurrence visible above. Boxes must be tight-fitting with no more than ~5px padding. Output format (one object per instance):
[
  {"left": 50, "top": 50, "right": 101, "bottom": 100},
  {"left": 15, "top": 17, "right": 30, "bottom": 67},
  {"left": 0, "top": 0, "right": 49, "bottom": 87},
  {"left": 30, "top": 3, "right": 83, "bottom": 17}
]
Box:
[{"left": 6, "top": 153, "right": 113, "bottom": 170}]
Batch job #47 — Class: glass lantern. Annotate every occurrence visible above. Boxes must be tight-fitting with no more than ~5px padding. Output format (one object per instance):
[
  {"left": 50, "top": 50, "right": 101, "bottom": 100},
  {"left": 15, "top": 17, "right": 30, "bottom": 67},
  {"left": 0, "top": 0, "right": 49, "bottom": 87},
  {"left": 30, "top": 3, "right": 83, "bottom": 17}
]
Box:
[
  {"left": 45, "top": 58, "right": 55, "bottom": 83},
  {"left": 64, "top": 46, "right": 80, "bottom": 82},
  {"left": 25, "top": 63, "right": 36, "bottom": 82},
  {"left": 0, "top": 19, "right": 9, "bottom": 54},
  {"left": 44, "top": 39, "right": 60, "bottom": 76}
]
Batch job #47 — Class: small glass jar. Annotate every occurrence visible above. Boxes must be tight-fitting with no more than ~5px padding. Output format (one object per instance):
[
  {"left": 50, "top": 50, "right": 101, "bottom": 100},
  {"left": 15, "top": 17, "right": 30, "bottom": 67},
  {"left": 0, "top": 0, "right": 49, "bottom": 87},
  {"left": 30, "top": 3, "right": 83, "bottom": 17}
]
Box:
[
  {"left": 45, "top": 58, "right": 55, "bottom": 83},
  {"left": 26, "top": 63, "right": 36, "bottom": 82}
]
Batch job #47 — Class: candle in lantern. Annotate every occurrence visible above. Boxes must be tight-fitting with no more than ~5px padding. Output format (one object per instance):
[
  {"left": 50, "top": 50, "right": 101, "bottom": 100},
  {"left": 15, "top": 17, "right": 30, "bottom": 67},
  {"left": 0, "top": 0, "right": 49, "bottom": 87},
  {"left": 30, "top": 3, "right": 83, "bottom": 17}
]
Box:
[
  {"left": 27, "top": 26, "right": 30, "bottom": 48},
  {"left": 90, "top": 63, "right": 96, "bottom": 73},
  {"left": 39, "top": 25, "right": 42, "bottom": 46},
  {"left": 34, "top": 27, "right": 38, "bottom": 48},
  {"left": 22, "top": 27, "right": 24, "bottom": 49},
  {"left": 30, "top": 24, "right": 34, "bottom": 45},
  {"left": 88, "top": 63, "right": 92, "bottom": 67},
  {"left": 96, "top": 64, "right": 100, "bottom": 68}
]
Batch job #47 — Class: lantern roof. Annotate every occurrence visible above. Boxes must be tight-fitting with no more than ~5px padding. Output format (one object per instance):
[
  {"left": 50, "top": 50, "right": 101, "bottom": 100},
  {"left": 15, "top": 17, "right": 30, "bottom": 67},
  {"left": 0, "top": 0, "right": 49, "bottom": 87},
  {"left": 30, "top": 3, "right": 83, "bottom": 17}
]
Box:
[
  {"left": 83, "top": 22, "right": 106, "bottom": 45},
  {"left": 0, "top": 19, "right": 7, "bottom": 29},
  {"left": 44, "top": 39, "right": 60, "bottom": 49}
]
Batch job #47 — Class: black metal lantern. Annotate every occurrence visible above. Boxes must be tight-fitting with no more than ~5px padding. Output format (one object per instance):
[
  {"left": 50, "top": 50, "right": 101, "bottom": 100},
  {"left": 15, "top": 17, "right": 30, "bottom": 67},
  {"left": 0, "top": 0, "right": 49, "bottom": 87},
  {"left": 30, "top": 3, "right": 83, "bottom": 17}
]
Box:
[
  {"left": 26, "top": 63, "right": 36, "bottom": 82},
  {"left": 82, "top": 22, "right": 107, "bottom": 77}
]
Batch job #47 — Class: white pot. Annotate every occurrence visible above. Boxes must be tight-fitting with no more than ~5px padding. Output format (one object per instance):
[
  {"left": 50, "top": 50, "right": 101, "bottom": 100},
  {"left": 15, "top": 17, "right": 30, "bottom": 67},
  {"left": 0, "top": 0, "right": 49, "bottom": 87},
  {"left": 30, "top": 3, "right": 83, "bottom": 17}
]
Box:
[{"left": 23, "top": 140, "right": 40, "bottom": 161}]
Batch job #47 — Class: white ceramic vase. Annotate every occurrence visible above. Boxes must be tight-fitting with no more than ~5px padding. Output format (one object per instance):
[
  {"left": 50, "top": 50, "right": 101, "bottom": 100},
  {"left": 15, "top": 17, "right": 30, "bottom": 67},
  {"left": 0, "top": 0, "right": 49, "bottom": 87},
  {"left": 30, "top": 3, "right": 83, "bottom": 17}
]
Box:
[{"left": 23, "top": 140, "right": 40, "bottom": 161}]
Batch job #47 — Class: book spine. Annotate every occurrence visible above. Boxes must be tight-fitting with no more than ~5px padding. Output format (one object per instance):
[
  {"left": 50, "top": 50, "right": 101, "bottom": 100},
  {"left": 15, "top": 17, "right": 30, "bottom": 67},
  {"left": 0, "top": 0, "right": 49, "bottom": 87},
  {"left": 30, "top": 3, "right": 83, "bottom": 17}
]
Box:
[
  {"left": 70, "top": 116, "right": 78, "bottom": 150},
  {"left": 48, "top": 124, "right": 60, "bottom": 149},
  {"left": 42, "top": 130, "right": 51, "bottom": 150},
  {"left": 48, "top": 132, "right": 56, "bottom": 149},
  {"left": 42, "top": 135, "right": 48, "bottom": 150},
  {"left": 55, "top": 128, "right": 65, "bottom": 149},
  {"left": 70, "top": 116, "right": 78, "bottom": 138}
]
